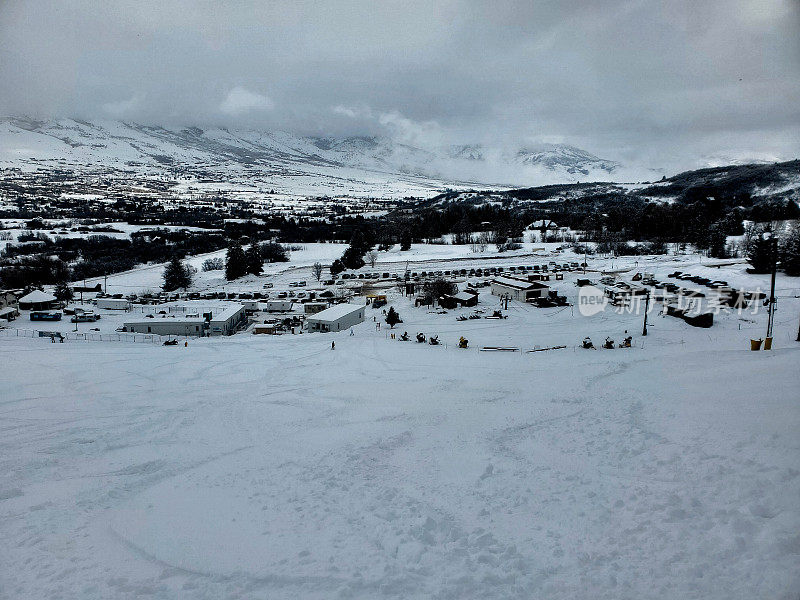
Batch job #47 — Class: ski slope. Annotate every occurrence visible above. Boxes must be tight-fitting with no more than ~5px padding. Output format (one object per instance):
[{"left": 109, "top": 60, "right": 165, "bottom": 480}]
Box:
[{"left": 1, "top": 268, "right": 799, "bottom": 599}]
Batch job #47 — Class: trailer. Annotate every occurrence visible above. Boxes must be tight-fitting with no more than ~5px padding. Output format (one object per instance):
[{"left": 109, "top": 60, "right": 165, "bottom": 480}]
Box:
[
  {"left": 265, "top": 300, "right": 293, "bottom": 312},
  {"left": 96, "top": 298, "right": 131, "bottom": 310},
  {"left": 30, "top": 311, "right": 62, "bottom": 321}
]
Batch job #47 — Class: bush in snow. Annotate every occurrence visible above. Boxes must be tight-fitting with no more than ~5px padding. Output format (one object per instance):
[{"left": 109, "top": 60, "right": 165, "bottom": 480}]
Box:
[{"left": 202, "top": 258, "right": 224, "bottom": 271}]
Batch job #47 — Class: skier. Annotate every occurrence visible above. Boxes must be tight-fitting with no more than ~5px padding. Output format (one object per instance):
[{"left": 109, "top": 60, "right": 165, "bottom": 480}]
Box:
[{"left": 331, "top": 341, "right": 335, "bottom": 350}]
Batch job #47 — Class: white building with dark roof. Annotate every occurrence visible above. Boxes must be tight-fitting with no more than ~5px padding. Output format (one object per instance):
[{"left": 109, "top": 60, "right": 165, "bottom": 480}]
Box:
[{"left": 18, "top": 290, "right": 58, "bottom": 311}]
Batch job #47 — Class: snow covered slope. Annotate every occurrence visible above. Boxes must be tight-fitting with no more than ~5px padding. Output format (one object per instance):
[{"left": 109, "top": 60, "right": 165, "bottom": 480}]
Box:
[
  {"left": 0, "top": 117, "right": 622, "bottom": 193},
  {"left": 1, "top": 331, "right": 798, "bottom": 599}
]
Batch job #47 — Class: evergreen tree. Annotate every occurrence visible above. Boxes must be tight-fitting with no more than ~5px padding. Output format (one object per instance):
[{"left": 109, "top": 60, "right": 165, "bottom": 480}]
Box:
[
  {"left": 330, "top": 259, "right": 345, "bottom": 276},
  {"left": 340, "top": 229, "right": 368, "bottom": 269},
  {"left": 341, "top": 246, "right": 365, "bottom": 270},
  {"left": 781, "top": 225, "right": 800, "bottom": 276},
  {"left": 400, "top": 229, "right": 412, "bottom": 251},
  {"left": 163, "top": 255, "right": 192, "bottom": 291},
  {"left": 54, "top": 280, "right": 74, "bottom": 302},
  {"left": 707, "top": 224, "right": 728, "bottom": 259},
  {"left": 745, "top": 226, "right": 776, "bottom": 274},
  {"left": 385, "top": 306, "right": 401, "bottom": 328},
  {"left": 245, "top": 244, "right": 263, "bottom": 275},
  {"left": 225, "top": 243, "right": 247, "bottom": 281},
  {"left": 260, "top": 242, "right": 289, "bottom": 263}
]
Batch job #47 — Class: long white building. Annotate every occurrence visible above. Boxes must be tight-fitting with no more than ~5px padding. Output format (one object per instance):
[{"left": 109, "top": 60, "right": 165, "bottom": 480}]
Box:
[{"left": 123, "top": 303, "right": 246, "bottom": 337}]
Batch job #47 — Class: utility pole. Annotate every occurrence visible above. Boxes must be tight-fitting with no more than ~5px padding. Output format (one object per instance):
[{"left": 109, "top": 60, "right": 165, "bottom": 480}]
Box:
[
  {"left": 766, "top": 235, "right": 778, "bottom": 341},
  {"left": 642, "top": 290, "right": 650, "bottom": 336}
]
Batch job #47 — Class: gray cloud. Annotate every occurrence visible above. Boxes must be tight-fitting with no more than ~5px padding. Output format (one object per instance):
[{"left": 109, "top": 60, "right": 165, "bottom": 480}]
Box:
[{"left": 1, "top": 0, "right": 798, "bottom": 172}]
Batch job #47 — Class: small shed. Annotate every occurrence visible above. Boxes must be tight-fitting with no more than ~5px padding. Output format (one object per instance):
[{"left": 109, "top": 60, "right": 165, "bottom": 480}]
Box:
[
  {"left": 439, "top": 290, "right": 479, "bottom": 309},
  {"left": 452, "top": 290, "right": 478, "bottom": 307},
  {"left": 0, "top": 306, "right": 19, "bottom": 321},
  {"left": 306, "top": 303, "right": 365, "bottom": 333},
  {"left": 253, "top": 324, "right": 277, "bottom": 335},
  {"left": 19, "top": 290, "right": 58, "bottom": 311}
]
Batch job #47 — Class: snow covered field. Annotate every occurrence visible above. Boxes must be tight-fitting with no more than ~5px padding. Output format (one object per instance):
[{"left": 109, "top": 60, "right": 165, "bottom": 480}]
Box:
[
  {"left": 2, "top": 328, "right": 799, "bottom": 599},
  {"left": 2, "top": 249, "right": 800, "bottom": 599}
]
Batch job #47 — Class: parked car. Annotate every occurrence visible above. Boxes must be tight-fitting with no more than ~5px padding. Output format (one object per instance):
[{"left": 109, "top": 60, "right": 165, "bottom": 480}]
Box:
[{"left": 71, "top": 313, "right": 100, "bottom": 323}]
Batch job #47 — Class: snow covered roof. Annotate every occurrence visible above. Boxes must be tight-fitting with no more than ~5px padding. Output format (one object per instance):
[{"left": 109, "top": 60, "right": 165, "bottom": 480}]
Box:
[
  {"left": 452, "top": 291, "right": 477, "bottom": 301},
  {"left": 124, "top": 316, "right": 208, "bottom": 325},
  {"left": 492, "top": 276, "right": 546, "bottom": 290},
  {"left": 19, "top": 290, "right": 56, "bottom": 303},
  {"left": 207, "top": 304, "right": 245, "bottom": 323},
  {"left": 306, "top": 303, "right": 363, "bottom": 322}
]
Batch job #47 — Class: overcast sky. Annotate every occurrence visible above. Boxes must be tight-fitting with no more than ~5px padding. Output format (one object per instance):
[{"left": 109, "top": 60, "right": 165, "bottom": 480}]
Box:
[{"left": 1, "top": 0, "right": 798, "bottom": 171}]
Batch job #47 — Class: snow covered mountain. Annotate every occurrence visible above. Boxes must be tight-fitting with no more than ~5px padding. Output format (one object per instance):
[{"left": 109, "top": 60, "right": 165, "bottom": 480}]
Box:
[{"left": 0, "top": 117, "right": 622, "bottom": 195}]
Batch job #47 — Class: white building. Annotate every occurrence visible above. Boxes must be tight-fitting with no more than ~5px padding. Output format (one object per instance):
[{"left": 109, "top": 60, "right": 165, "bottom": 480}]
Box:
[
  {"left": 490, "top": 276, "right": 549, "bottom": 302},
  {"left": 306, "top": 303, "right": 365, "bottom": 333},
  {"left": 206, "top": 304, "right": 247, "bottom": 336},
  {"left": 18, "top": 290, "right": 58, "bottom": 311},
  {"left": 123, "top": 303, "right": 246, "bottom": 337},
  {"left": 122, "top": 315, "right": 207, "bottom": 337}
]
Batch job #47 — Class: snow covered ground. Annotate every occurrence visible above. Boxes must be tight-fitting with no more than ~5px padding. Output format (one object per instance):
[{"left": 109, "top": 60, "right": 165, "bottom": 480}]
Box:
[{"left": 2, "top": 249, "right": 799, "bottom": 599}]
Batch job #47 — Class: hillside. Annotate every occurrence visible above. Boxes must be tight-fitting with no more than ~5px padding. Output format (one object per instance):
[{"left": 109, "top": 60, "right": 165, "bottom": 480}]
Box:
[
  {"left": 0, "top": 117, "right": 625, "bottom": 196},
  {"left": 425, "top": 160, "right": 800, "bottom": 208}
]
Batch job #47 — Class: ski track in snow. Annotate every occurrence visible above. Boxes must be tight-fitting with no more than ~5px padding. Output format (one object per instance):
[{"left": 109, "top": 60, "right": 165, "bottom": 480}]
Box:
[{"left": 1, "top": 327, "right": 799, "bottom": 599}]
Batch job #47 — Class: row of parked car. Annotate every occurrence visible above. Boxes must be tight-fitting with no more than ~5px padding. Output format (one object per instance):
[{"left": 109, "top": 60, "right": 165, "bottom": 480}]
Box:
[
  {"left": 403, "top": 261, "right": 584, "bottom": 281},
  {"left": 667, "top": 271, "right": 729, "bottom": 288},
  {"left": 339, "top": 272, "right": 398, "bottom": 280}
]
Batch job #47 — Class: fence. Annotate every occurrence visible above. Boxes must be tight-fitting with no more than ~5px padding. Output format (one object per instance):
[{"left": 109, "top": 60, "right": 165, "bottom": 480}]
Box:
[{"left": 0, "top": 327, "right": 166, "bottom": 344}]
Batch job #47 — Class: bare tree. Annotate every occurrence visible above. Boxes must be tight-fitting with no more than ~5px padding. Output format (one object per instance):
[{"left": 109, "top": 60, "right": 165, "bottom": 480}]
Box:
[
  {"left": 366, "top": 250, "right": 378, "bottom": 268},
  {"left": 312, "top": 261, "right": 324, "bottom": 281},
  {"left": 470, "top": 232, "right": 489, "bottom": 253}
]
